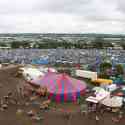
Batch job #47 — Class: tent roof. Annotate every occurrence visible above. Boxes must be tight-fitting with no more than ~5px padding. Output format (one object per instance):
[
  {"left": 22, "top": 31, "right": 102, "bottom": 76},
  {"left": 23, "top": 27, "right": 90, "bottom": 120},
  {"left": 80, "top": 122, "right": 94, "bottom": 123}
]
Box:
[
  {"left": 31, "top": 72, "right": 86, "bottom": 94},
  {"left": 32, "top": 59, "right": 49, "bottom": 65}
]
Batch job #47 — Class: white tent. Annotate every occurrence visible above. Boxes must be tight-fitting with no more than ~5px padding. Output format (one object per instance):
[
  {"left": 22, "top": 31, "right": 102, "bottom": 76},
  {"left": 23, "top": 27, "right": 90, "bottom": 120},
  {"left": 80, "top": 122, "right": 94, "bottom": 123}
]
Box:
[
  {"left": 76, "top": 70, "right": 97, "bottom": 81},
  {"left": 20, "top": 67, "right": 44, "bottom": 81},
  {"left": 0, "top": 64, "right": 2, "bottom": 69},
  {"left": 105, "top": 84, "right": 117, "bottom": 92},
  {"left": 101, "top": 96, "right": 123, "bottom": 108},
  {"left": 39, "top": 67, "right": 57, "bottom": 73},
  {"left": 92, "top": 87, "right": 105, "bottom": 93},
  {"left": 86, "top": 88, "right": 110, "bottom": 103}
]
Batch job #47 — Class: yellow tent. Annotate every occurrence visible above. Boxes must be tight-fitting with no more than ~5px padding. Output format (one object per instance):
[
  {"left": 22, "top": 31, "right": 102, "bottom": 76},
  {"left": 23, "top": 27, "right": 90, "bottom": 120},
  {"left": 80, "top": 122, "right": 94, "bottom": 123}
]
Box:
[{"left": 92, "top": 78, "right": 113, "bottom": 84}]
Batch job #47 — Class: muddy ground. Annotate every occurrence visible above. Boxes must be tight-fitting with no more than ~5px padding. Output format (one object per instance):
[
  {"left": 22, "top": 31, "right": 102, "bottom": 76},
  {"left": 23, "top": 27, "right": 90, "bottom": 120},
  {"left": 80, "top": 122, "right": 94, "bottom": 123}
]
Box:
[{"left": 0, "top": 66, "right": 125, "bottom": 125}]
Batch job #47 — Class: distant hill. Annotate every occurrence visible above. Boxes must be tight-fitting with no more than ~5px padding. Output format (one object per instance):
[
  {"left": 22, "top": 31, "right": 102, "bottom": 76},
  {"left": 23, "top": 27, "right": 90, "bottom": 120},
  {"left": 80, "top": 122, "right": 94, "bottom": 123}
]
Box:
[{"left": 0, "top": 33, "right": 125, "bottom": 38}]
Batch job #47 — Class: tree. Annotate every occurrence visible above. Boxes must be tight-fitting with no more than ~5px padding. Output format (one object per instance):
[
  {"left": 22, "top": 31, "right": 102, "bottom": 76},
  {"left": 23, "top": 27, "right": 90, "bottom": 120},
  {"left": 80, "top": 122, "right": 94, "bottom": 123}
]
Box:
[
  {"left": 100, "top": 62, "right": 112, "bottom": 72},
  {"left": 21, "top": 41, "right": 30, "bottom": 48},
  {"left": 0, "top": 42, "right": 7, "bottom": 47},
  {"left": 99, "top": 62, "right": 112, "bottom": 79},
  {"left": 103, "top": 41, "right": 113, "bottom": 48},
  {"left": 115, "top": 64, "right": 124, "bottom": 76},
  {"left": 11, "top": 41, "right": 20, "bottom": 48},
  {"left": 120, "top": 38, "right": 125, "bottom": 50},
  {"left": 98, "top": 72, "right": 110, "bottom": 79},
  {"left": 92, "top": 37, "right": 104, "bottom": 49}
]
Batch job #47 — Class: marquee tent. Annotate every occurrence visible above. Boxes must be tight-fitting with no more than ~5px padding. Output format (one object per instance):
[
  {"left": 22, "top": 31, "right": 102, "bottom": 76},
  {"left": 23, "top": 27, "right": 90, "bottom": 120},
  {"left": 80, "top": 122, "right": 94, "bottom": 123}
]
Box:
[{"left": 31, "top": 72, "right": 86, "bottom": 102}]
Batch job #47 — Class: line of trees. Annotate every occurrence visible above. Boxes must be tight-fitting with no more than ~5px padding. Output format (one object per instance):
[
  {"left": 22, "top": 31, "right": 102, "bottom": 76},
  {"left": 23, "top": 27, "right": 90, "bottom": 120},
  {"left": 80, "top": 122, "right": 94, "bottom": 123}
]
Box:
[
  {"left": 0, "top": 37, "right": 124, "bottom": 49},
  {"left": 10, "top": 41, "right": 30, "bottom": 48}
]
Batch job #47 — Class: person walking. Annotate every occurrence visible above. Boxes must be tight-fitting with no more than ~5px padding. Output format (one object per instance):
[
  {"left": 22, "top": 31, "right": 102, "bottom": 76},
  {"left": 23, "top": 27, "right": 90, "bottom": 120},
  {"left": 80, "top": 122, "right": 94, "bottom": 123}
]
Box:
[{"left": 95, "top": 115, "right": 100, "bottom": 125}]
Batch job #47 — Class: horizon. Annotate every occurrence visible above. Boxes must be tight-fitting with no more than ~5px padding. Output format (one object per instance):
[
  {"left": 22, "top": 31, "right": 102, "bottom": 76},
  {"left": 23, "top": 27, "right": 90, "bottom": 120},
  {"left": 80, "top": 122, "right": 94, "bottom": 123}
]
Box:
[{"left": 0, "top": 33, "right": 125, "bottom": 35}]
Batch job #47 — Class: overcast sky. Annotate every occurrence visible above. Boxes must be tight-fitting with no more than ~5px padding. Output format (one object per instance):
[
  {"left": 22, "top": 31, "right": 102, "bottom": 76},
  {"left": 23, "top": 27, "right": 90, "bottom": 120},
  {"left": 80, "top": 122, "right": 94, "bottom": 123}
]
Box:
[{"left": 0, "top": 0, "right": 125, "bottom": 33}]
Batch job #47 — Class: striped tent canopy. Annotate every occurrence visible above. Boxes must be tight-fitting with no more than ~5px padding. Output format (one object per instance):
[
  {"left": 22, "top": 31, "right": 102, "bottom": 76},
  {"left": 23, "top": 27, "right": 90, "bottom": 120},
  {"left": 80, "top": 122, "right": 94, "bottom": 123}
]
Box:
[{"left": 31, "top": 72, "right": 86, "bottom": 102}]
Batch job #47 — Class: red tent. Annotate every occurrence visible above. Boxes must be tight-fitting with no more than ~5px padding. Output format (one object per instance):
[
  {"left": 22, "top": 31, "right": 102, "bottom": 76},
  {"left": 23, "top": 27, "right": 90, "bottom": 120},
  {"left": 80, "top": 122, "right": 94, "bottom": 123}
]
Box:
[{"left": 31, "top": 72, "right": 86, "bottom": 102}]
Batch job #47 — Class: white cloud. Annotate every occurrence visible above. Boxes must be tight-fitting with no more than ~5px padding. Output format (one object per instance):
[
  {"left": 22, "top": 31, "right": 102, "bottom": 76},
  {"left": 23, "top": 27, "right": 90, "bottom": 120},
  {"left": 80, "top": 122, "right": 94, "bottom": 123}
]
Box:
[{"left": 0, "top": 0, "right": 125, "bottom": 33}]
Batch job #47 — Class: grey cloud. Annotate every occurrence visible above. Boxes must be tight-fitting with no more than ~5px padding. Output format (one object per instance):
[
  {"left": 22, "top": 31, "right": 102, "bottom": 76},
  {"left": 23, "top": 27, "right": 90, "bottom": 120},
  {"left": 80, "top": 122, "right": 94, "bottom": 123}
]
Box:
[
  {"left": 0, "top": 0, "right": 39, "bottom": 14},
  {"left": 0, "top": 0, "right": 125, "bottom": 33},
  {"left": 38, "top": 0, "right": 90, "bottom": 13},
  {"left": 116, "top": 0, "right": 125, "bottom": 14},
  {"left": 37, "top": 0, "right": 125, "bottom": 22}
]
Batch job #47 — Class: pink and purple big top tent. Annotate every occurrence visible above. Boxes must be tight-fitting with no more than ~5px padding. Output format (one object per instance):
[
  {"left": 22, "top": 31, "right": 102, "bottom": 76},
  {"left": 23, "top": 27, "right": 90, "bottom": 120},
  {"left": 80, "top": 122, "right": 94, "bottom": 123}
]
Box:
[{"left": 31, "top": 72, "right": 87, "bottom": 102}]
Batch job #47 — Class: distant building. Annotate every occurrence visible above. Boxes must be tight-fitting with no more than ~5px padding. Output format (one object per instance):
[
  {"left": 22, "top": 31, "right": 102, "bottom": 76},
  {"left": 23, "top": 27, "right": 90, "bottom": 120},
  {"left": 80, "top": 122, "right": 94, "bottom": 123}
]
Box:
[{"left": 0, "top": 46, "right": 11, "bottom": 49}]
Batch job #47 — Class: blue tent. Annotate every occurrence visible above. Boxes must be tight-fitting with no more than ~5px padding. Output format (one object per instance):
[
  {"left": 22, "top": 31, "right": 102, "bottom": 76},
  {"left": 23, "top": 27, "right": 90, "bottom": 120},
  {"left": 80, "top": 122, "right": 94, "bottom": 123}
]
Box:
[
  {"left": 32, "top": 58, "right": 49, "bottom": 65},
  {"left": 112, "top": 75, "right": 124, "bottom": 85}
]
